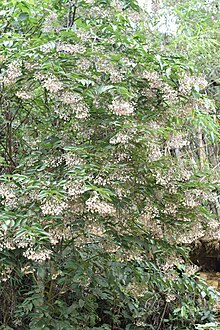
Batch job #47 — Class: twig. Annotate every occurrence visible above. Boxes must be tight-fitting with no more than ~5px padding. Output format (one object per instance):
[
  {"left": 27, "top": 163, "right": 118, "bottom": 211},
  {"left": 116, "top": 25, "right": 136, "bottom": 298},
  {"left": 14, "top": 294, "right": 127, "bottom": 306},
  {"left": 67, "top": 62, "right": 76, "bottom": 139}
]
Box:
[{"left": 157, "top": 302, "right": 167, "bottom": 330}]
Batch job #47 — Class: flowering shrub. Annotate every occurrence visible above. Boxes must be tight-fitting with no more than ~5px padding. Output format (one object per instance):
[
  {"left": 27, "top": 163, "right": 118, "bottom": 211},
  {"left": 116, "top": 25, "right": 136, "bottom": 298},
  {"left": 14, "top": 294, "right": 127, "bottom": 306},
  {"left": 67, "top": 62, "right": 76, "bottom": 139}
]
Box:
[{"left": 0, "top": 0, "right": 219, "bottom": 329}]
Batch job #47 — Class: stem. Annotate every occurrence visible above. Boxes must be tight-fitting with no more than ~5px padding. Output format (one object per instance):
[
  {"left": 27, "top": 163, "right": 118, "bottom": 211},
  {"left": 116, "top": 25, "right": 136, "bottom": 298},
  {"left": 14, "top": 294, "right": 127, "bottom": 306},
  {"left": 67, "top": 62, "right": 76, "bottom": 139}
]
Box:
[{"left": 157, "top": 302, "right": 167, "bottom": 330}]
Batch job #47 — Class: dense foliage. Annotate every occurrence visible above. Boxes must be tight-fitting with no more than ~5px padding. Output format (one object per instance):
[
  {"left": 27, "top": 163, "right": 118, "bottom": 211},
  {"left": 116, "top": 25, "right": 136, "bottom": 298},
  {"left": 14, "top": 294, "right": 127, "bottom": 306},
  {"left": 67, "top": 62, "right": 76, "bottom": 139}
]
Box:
[{"left": 0, "top": 0, "right": 219, "bottom": 329}]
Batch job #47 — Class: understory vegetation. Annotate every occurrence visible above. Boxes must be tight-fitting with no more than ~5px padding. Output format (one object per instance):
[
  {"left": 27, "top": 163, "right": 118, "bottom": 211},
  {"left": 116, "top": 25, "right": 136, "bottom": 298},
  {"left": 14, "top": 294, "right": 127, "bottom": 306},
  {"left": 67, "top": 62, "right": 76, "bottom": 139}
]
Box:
[{"left": 0, "top": 0, "right": 219, "bottom": 329}]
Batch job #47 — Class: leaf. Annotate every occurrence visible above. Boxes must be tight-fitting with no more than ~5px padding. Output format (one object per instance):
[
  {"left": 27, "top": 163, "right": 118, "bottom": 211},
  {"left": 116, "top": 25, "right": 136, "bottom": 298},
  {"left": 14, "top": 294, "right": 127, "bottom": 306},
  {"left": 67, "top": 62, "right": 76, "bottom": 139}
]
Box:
[
  {"left": 18, "top": 12, "right": 29, "bottom": 21},
  {"left": 78, "top": 299, "right": 84, "bottom": 308}
]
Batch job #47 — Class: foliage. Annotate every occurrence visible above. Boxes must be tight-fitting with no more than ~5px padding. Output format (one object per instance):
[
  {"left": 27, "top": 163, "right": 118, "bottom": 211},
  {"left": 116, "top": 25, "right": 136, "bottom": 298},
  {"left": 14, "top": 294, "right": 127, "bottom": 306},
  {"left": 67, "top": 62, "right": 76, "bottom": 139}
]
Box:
[{"left": 0, "top": 0, "right": 219, "bottom": 329}]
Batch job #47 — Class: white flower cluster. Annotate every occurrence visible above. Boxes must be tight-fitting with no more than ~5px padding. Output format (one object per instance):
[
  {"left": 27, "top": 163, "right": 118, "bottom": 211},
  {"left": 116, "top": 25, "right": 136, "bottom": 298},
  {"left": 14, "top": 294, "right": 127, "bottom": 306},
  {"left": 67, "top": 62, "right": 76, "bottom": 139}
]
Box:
[
  {"left": 63, "top": 152, "right": 85, "bottom": 168},
  {"left": 76, "top": 58, "right": 91, "bottom": 72},
  {"left": 59, "top": 92, "right": 90, "bottom": 119},
  {"left": 96, "top": 60, "right": 124, "bottom": 83},
  {"left": 87, "top": 223, "right": 105, "bottom": 237},
  {"left": 41, "top": 199, "right": 68, "bottom": 215},
  {"left": 0, "top": 184, "right": 17, "bottom": 208},
  {"left": 154, "top": 164, "right": 193, "bottom": 192},
  {"left": 162, "top": 83, "right": 178, "bottom": 103},
  {"left": 16, "top": 90, "right": 32, "bottom": 100},
  {"left": 86, "top": 192, "right": 116, "bottom": 216},
  {"left": 183, "top": 189, "right": 202, "bottom": 208},
  {"left": 49, "top": 226, "right": 72, "bottom": 245},
  {"left": 44, "top": 155, "right": 63, "bottom": 168},
  {"left": 41, "top": 12, "right": 58, "bottom": 33},
  {"left": 63, "top": 180, "right": 85, "bottom": 198},
  {"left": 110, "top": 132, "right": 130, "bottom": 144},
  {"left": 0, "top": 55, "right": 5, "bottom": 62},
  {"left": 166, "top": 133, "right": 190, "bottom": 150},
  {"left": 163, "top": 203, "right": 177, "bottom": 215},
  {"left": 23, "top": 248, "right": 51, "bottom": 263},
  {"left": 24, "top": 61, "right": 39, "bottom": 71},
  {"left": 165, "top": 293, "right": 176, "bottom": 303},
  {"left": 185, "top": 264, "right": 199, "bottom": 276},
  {"left": 0, "top": 266, "right": 12, "bottom": 282},
  {"left": 147, "top": 143, "right": 163, "bottom": 161},
  {"left": 42, "top": 74, "right": 63, "bottom": 93},
  {"left": 2, "top": 61, "right": 22, "bottom": 85},
  {"left": 0, "top": 238, "right": 16, "bottom": 251},
  {"left": 183, "top": 189, "right": 217, "bottom": 209},
  {"left": 176, "top": 222, "right": 205, "bottom": 244},
  {"left": 143, "top": 71, "right": 163, "bottom": 89},
  {"left": 40, "top": 42, "right": 55, "bottom": 54},
  {"left": 163, "top": 255, "right": 184, "bottom": 272},
  {"left": 109, "top": 99, "right": 135, "bottom": 116},
  {"left": 14, "top": 234, "right": 33, "bottom": 248},
  {"left": 57, "top": 42, "right": 86, "bottom": 54},
  {"left": 179, "top": 74, "right": 208, "bottom": 95}
]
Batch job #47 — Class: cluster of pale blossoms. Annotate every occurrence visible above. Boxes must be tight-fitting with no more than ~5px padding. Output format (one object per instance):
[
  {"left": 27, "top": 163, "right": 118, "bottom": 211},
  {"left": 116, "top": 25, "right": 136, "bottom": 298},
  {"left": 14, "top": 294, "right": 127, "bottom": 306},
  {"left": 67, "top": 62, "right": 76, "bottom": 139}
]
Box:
[
  {"left": 165, "top": 293, "right": 176, "bottom": 303},
  {"left": 140, "top": 202, "right": 164, "bottom": 237},
  {"left": 63, "top": 152, "right": 85, "bottom": 168},
  {"left": 0, "top": 183, "right": 17, "bottom": 208},
  {"left": 0, "top": 237, "right": 16, "bottom": 251},
  {"left": 110, "top": 132, "right": 130, "bottom": 144},
  {"left": 143, "top": 71, "right": 163, "bottom": 89},
  {"left": 179, "top": 74, "right": 208, "bottom": 95},
  {"left": 87, "top": 7, "right": 111, "bottom": 19},
  {"left": 34, "top": 72, "right": 63, "bottom": 93},
  {"left": 183, "top": 189, "right": 202, "bottom": 208},
  {"left": 147, "top": 142, "right": 163, "bottom": 161},
  {"left": 76, "top": 58, "right": 91, "bottom": 72},
  {"left": 24, "top": 61, "right": 39, "bottom": 71},
  {"left": 16, "top": 90, "right": 32, "bottom": 100},
  {"left": 176, "top": 222, "right": 205, "bottom": 244},
  {"left": 162, "top": 83, "right": 178, "bottom": 103},
  {"left": 2, "top": 61, "right": 22, "bottom": 85},
  {"left": 183, "top": 189, "right": 217, "bottom": 208},
  {"left": 86, "top": 192, "right": 116, "bottom": 216},
  {"left": 14, "top": 234, "right": 33, "bottom": 249},
  {"left": 42, "top": 74, "right": 63, "bottom": 93},
  {"left": 59, "top": 91, "right": 89, "bottom": 119},
  {"left": 0, "top": 266, "right": 12, "bottom": 282},
  {"left": 126, "top": 10, "right": 143, "bottom": 24},
  {"left": 154, "top": 164, "right": 193, "bottom": 191},
  {"left": 185, "top": 264, "right": 200, "bottom": 276},
  {"left": 35, "top": 73, "right": 90, "bottom": 119},
  {"left": 96, "top": 60, "right": 124, "bottom": 83},
  {"left": 40, "top": 42, "right": 55, "bottom": 53},
  {"left": 163, "top": 255, "right": 184, "bottom": 272},
  {"left": 41, "top": 199, "right": 68, "bottom": 216},
  {"left": 86, "top": 223, "right": 105, "bottom": 237},
  {"left": 166, "top": 133, "right": 190, "bottom": 150},
  {"left": 49, "top": 226, "right": 73, "bottom": 245},
  {"left": 126, "top": 282, "right": 148, "bottom": 298},
  {"left": 205, "top": 219, "right": 220, "bottom": 241},
  {"left": 109, "top": 99, "right": 135, "bottom": 116},
  {"left": 41, "top": 12, "right": 58, "bottom": 33},
  {"left": 23, "top": 248, "right": 51, "bottom": 263},
  {"left": 57, "top": 42, "right": 86, "bottom": 54},
  {"left": 163, "top": 203, "right": 177, "bottom": 215},
  {"left": 44, "top": 155, "right": 63, "bottom": 168},
  {"left": 63, "top": 179, "right": 85, "bottom": 198}
]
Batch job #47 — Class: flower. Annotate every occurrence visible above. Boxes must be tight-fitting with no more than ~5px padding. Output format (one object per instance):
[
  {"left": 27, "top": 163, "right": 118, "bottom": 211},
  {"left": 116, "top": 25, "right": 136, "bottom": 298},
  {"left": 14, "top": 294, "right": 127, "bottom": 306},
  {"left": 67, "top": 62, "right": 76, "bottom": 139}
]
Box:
[
  {"left": 57, "top": 42, "right": 86, "bottom": 54},
  {"left": 41, "top": 12, "right": 58, "bottom": 33},
  {"left": 109, "top": 99, "right": 135, "bottom": 116},
  {"left": 86, "top": 192, "right": 116, "bottom": 216},
  {"left": 16, "top": 90, "right": 32, "bottom": 100},
  {"left": 3, "top": 61, "right": 22, "bottom": 85},
  {"left": 42, "top": 75, "right": 63, "bottom": 93},
  {"left": 41, "top": 199, "right": 68, "bottom": 215}
]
